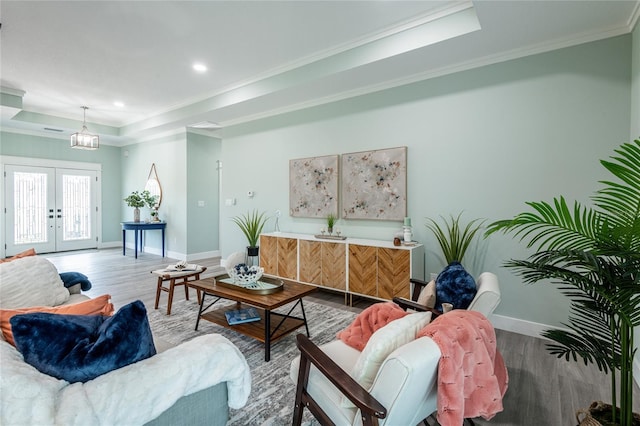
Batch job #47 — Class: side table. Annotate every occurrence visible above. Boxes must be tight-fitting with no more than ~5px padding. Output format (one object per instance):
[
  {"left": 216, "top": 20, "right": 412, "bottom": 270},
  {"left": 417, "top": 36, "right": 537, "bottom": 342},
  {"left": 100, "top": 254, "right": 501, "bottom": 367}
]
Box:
[
  {"left": 121, "top": 221, "right": 166, "bottom": 259},
  {"left": 151, "top": 265, "right": 206, "bottom": 315}
]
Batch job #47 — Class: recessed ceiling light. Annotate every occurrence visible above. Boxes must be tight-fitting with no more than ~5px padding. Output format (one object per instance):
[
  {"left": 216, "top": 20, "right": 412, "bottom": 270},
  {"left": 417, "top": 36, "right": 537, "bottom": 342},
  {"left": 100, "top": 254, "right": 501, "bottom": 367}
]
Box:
[
  {"left": 114, "top": 101, "right": 125, "bottom": 107},
  {"left": 193, "top": 63, "right": 207, "bottom": 73}
]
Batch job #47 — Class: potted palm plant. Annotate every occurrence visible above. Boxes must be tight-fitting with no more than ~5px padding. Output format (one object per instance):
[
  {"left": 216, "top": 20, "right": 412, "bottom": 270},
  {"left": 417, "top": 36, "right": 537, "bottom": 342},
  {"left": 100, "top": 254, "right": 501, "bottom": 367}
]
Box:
[
  {"left": 425, "top": 212, "right": 485, "bottom": 267},
  {"left": 232, "top": 210, "right": 270, "bottom": 258},
  {"left": 486, "top": 140, "right": 640, "bottom": 426}
]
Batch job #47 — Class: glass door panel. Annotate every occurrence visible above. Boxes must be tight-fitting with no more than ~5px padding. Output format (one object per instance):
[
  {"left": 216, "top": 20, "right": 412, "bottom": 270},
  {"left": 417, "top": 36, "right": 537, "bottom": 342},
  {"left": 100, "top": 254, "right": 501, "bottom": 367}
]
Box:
[
  {"left": 5, "top": 165, "right": 56, "bottom": 255},
  {"left": 55, "top": 169, "right": 97, "bottom": 251}
]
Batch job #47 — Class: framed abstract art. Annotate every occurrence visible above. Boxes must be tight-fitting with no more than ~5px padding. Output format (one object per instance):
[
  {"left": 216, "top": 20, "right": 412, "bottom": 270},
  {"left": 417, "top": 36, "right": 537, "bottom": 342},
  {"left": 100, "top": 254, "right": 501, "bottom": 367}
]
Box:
[
  {"left": 289, "top": 155, "right": 339, "bottom": 218},
  {"left": 341, "top": 147, "right": 407, "bottom": 220}
]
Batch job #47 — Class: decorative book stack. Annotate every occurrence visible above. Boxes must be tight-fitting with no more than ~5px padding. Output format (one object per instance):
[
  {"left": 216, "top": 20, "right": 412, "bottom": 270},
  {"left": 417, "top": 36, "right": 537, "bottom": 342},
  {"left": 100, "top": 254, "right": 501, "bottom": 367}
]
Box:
[{"left": 224, "top": 307, "right": 261, "bottom": 325}]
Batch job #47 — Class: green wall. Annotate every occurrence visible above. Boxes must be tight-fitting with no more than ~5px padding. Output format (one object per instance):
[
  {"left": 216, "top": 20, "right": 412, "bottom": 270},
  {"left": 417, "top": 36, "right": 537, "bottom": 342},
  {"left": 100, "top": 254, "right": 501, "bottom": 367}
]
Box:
[
  {"left": 186, "top": 132, "right": 221, "bottom": 254},
  {"left": 120, "top": 131, "right": 221, "bottom": 258},
  {"left": 121, "top": 132, "right": 188, "bottom": 256},
  {"left": 219, "top": 35, "right": 631, "bottom": 328},
  {"left": 0, "top": 132, "right": 122, "bottom": 242}
]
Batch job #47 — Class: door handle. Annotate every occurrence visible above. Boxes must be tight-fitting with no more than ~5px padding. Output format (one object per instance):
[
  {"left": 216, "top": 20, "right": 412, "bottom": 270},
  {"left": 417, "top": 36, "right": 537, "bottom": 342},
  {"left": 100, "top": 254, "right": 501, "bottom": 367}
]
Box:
[
  {"left": 57, "top": 215, "right": 62, "bottom": 218},
  {"left": 49, "top": 215, "right": 54, "bottom": 219}
]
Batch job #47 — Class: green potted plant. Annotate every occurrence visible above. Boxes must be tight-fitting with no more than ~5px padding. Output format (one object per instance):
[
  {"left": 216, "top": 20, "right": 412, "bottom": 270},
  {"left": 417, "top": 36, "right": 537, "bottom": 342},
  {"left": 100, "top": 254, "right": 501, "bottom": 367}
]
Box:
[
  {"left": 327, "top": 213, "right": 337, "bottom": 234},
  {"left": 425, "top": 212, "right": 485, "bottom": 266},
  {"left": 486, "top": 140, "right": 640, "bottom": 426},
  {"left": 232, "top": 210, "right": 270, "bottom": 258},
  {"left": 124, "top": 190, "right": 146, "bottom": 222},
  {"left": 142, "top": 191, "right": 159, "bottom": 222}
]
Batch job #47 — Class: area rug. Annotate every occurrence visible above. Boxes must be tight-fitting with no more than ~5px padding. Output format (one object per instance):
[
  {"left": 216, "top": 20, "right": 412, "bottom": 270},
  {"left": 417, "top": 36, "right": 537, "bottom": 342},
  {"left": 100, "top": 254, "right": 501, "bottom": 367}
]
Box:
[{"left": 147, "top": 298, "right": 358, "bottom": 425}]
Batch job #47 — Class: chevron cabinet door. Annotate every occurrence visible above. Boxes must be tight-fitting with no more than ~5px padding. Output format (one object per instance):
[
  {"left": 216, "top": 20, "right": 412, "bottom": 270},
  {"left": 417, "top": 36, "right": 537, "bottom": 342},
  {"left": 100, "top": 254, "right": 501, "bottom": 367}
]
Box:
[
  {"left": 277, "top": 237, "right": 298, "bottom": 280},
  {"left": 378, "top": 247, "right": 411, "bottom": 300},
  {"left": 321, "top": 242, "right": 346, "bottom": 290},
  {"left": 348, "top": 244, "right": 378, "bottom": 297},
  {"left": 299, "top": 239, "right": 322, "bottom": 284},
  {"left": 259, "top": 235, "right": 278, "bottom": 275}
]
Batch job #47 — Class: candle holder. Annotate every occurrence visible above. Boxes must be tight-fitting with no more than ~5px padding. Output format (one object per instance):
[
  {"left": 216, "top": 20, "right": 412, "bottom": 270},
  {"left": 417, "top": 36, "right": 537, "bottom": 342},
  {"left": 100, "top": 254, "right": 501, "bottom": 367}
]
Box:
[{"left": 403, "top": 225, "right": 413, "bottom": 242}]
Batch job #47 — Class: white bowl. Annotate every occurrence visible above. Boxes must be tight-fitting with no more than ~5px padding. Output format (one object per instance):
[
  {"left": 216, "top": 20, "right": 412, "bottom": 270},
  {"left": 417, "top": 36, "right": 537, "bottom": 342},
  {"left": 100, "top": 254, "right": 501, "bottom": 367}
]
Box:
[{"left": 228, "top": 265, "right": 264, "bottom": 285}]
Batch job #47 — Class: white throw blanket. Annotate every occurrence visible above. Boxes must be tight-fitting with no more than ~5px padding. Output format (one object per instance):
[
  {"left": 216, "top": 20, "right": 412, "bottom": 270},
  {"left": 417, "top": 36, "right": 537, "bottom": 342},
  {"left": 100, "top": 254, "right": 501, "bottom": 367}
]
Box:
[{"left": 1, "top": 333, "right": 251, "bottom": 425}]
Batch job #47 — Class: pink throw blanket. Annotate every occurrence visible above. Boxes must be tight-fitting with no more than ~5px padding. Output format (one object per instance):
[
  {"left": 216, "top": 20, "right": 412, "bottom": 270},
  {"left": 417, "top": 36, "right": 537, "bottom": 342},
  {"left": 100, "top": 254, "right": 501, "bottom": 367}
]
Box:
[{"left": 418, "top": 310, "right": 508, "bottom": 425}]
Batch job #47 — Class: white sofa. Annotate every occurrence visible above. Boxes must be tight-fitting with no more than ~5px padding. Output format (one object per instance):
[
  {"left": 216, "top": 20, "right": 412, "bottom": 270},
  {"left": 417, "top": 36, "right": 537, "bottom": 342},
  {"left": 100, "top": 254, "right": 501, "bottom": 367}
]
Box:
[{"left": 0, "top": 255, "right": 251, "bottom": 426}]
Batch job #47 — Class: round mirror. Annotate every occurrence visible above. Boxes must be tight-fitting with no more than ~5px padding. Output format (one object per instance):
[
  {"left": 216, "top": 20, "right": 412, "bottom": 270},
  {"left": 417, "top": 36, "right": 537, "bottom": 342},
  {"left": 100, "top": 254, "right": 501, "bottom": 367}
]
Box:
[{"left": 145, "top": 163, "right": 162, "bottom": 207}]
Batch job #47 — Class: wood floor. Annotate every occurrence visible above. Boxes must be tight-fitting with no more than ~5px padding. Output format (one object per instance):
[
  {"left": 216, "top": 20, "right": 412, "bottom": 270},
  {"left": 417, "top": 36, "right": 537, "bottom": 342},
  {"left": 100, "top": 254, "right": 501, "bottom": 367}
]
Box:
[{"left": 44, "top": 248, "right": 640, "bottom": 426}]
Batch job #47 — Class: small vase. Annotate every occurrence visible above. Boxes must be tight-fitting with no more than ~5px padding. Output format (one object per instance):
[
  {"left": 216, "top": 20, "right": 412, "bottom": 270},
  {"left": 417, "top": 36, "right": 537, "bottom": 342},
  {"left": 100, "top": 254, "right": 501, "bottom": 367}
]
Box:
[
  {"left": 246, "top": 246, "right": 259, "bottom": 267},
  {"left": 327, "top": 227, "right": 333, "bottom": 235},
  {"left": 133, "top": 208, "right": 140, "bottom": 222}
]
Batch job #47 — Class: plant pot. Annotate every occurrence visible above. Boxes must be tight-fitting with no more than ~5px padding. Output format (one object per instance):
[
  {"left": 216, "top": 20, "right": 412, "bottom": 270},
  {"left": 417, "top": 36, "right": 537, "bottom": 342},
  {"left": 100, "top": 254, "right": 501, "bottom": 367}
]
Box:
[
  {"left": 576, "top": 401, "right": 640, "bottom": 426},
  {"left": 133, "top": 208, "right": 140, "bottom": 223},
  {"left": 247, "top": 246, "right": 259, "bottom": 257}
]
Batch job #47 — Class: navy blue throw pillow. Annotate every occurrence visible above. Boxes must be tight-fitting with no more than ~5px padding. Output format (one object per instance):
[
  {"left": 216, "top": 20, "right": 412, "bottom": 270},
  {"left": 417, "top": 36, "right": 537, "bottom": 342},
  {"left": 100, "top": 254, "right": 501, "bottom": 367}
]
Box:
[
  {"left": 435, "top": 262, "right": 477, "bottom": 311},
  {"left": 11, "top": 300, "right": 156, "bottom": 383}
]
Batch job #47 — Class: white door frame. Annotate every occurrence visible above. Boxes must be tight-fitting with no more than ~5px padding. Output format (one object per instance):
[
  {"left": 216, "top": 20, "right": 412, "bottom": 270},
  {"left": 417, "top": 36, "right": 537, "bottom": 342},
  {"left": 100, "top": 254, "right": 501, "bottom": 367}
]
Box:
[{"left": 1, "top": 155, "right": 102, "bottom": 258}]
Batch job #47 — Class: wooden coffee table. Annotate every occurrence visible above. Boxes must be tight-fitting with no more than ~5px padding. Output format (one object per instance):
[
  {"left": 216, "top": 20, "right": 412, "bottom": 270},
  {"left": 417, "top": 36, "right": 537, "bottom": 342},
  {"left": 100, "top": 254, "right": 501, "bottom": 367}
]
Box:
[{"left": 189, "top": 276, "right": 317, "bottom": 361}]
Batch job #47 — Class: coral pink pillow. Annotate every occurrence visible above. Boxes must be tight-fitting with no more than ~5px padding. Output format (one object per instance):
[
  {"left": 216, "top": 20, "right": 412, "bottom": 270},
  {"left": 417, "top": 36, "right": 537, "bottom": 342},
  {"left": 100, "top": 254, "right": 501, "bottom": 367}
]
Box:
[
  {"left": 0, "top": 248, "right": 36, "bottom": 263},
  {"left": 337, "top": 302, "right": 408, "bottom": 351},
  {"left": 0, "top": 294, "right": 114, "bottom": 346}
]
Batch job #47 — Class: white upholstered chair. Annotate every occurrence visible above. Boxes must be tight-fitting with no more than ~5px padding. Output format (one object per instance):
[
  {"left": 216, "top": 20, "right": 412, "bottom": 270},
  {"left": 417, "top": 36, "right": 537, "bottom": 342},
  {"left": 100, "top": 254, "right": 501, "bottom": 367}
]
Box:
[
  {"left": 397, "top": 271, "right": 501, "bottom": 319},
  {"left": 290, "top": 273, "right": 501, "bottom": 426},
  {"left": 290, "top": 319, "right": 441, "bottom": 426}
]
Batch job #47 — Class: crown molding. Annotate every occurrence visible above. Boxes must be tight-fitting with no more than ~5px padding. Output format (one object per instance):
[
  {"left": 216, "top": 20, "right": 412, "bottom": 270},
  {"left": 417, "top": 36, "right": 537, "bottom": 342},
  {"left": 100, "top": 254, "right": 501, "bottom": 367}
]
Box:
[
  {"left": 628, "top": 0, "right": 640, "bottom": 30},
  {"left": 220, "top": 21, "right": 633, "bottom": 130},
  {"left": 120, "top": 1, "right": 475, "bottom": 128}
]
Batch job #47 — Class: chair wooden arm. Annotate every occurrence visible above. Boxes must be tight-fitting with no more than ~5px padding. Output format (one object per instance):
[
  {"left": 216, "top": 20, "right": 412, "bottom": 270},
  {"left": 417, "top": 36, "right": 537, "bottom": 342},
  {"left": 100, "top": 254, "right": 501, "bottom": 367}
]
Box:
[
  {"left": 410, "top": 278, "right": 431, "bottom": 301},
  {"left": 293, "top": 334, "right": 386, "bottom": 426},
  {"left": 392, "top": 297, "right": 441, "bottom": 319}
]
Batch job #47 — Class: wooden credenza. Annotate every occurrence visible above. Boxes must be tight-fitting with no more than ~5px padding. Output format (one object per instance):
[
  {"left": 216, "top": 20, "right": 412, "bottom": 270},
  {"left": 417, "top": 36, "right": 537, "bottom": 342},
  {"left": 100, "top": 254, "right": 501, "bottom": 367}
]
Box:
[{"left": 259, "top": 232, "right": 424, "bottom": 301}]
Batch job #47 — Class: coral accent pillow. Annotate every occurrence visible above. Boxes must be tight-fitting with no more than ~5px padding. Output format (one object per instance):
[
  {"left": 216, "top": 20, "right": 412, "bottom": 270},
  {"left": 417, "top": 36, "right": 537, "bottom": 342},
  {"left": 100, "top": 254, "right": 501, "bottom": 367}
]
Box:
[
  {"left": 0, "top": 248, "right": 36, "bottom": 263},
  {"left": 11, "top": 300, "right": 156, "bottom": 383},
  {"left": 0, "top": 295, "right": 114, "bottom": 346},
  {"left": 435, "top": 262, "right": 477, "bottom": 311},
  {"left": 337, "top": 302, "right": 408, "bottom": 351},
  {"left": 417, "top": 280, "right": 436, "bottom": 309}
]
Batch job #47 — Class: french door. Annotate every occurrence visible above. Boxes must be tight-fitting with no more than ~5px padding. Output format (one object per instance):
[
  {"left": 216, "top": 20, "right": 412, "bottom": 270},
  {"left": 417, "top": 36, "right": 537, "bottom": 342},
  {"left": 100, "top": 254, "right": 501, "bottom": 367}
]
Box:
[{"left": 4, "top": 165, "right": 98, "bottom": 255}]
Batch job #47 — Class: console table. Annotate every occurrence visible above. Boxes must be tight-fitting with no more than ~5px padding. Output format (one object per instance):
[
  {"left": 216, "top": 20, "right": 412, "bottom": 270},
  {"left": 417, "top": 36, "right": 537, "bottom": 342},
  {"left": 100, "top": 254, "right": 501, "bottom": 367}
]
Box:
[
  {"left": 259, "top": 232, "right": 424, "bottom": 303},
  {"left": 121, "top": 221, "right": 166, "bottom": 259}
]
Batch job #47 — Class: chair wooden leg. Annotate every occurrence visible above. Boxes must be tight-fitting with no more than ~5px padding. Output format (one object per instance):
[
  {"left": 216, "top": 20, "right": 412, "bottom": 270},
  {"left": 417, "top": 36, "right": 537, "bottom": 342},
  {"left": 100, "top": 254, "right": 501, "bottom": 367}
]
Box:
[
  {"left": 154, "top": 277, "right": 162, "bottom": 309},
  {"left": 292, "top": 353, "right": 311, "bottom": 426},
  {"left": 166, "top": 278, "right": 176, "bottom": 315},
  {"left": 183, "top": 278, "right": 190, "bottom": 300}
]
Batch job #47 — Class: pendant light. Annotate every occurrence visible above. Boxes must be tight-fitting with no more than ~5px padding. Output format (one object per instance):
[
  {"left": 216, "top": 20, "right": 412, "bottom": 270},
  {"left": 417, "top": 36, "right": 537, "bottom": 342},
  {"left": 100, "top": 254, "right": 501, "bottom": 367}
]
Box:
[{"left": 70, "top": 106, "right": 99, "bottom": 150}]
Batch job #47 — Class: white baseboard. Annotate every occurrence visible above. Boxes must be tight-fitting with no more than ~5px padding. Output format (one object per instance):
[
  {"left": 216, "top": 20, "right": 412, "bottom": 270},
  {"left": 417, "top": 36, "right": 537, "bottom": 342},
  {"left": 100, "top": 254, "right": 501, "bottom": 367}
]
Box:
[
  {"left": 491, "top": 314, "right": 640, "bottom": 387},
  {"left": 489, "top": 313, "right": 565, "bottom": 339},
  {"left": 119, "top": 243, "right": 219, "bottom": 262},
  {"left": 99, "top": 241, "right": 121, "bottom": 249},
  {"left": 186, "top": 250, "right": 221, "bottom": 261}
]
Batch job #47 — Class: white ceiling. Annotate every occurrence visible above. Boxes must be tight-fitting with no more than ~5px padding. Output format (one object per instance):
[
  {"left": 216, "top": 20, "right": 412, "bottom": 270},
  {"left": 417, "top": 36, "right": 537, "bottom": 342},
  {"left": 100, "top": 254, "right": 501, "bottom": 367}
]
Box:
[{"left": 1, "top": 0, "right": 638, "bottom": 145}]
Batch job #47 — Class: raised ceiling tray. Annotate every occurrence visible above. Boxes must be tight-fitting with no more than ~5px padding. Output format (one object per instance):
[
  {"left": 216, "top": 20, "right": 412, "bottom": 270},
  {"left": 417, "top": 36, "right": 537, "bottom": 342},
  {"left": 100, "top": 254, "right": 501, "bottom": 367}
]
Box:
[
  {"left": 314, "top": 234, "right": 347, "bottom": 240},
  {"left": 215, "top": 274, "right": 284, "bottom": 295}
]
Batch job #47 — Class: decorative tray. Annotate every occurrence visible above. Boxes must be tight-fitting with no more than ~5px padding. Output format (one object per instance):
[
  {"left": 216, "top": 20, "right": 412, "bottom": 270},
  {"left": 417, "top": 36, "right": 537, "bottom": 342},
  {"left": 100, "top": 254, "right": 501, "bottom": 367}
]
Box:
[
  {"left": 214, "top": 274, "right": 284, "bottom": 295},
  {"left": 314, "top": 234, "right": 347, "bottom": 240}
]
